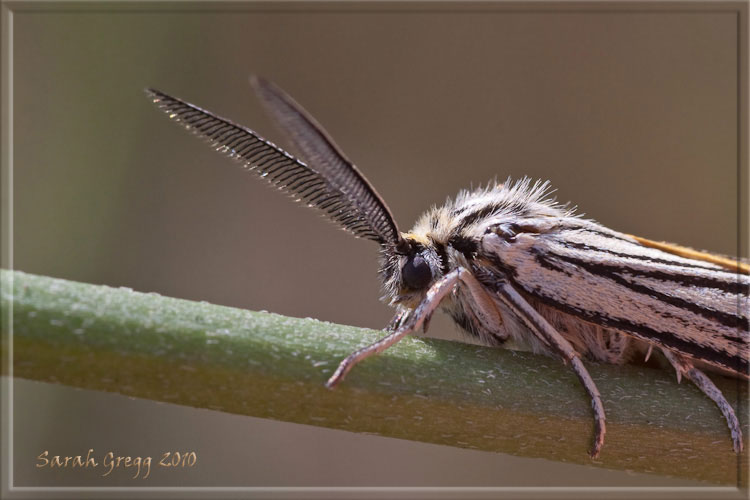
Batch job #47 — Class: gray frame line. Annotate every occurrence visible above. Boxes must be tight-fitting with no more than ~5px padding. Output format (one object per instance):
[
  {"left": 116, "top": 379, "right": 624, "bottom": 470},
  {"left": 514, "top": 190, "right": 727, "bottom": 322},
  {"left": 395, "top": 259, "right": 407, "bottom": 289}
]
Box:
[{"left": 0, "top": 1, "right": 747, "bottom": 498}]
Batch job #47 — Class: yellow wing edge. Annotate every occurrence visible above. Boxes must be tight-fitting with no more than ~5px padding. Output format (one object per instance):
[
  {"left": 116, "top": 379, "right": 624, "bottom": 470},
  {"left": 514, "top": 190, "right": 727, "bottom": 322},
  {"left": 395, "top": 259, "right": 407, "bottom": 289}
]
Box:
[{"left": 626, "top": 234, "right": 750, "bottom": 275}]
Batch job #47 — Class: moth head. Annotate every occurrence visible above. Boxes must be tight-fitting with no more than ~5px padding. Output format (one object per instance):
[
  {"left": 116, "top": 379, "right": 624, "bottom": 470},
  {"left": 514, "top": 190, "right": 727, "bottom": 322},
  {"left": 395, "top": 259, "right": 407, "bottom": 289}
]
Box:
[{"left": 379, "top": 235, "right": 443, "bottom": 307}]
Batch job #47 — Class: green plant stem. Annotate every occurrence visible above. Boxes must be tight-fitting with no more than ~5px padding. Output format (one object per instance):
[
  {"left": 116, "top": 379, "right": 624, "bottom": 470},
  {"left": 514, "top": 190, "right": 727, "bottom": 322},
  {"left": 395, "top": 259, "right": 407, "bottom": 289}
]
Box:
[{"left": 1, "top": 270, "right": 747, "bottom": 485}]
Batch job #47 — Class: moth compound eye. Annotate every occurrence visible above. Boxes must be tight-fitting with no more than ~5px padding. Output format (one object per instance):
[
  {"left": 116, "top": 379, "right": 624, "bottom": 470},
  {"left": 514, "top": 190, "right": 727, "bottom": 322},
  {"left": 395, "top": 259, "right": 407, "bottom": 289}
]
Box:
[{"left": 402, "top": 254, "right": 432, "bottom": 290}]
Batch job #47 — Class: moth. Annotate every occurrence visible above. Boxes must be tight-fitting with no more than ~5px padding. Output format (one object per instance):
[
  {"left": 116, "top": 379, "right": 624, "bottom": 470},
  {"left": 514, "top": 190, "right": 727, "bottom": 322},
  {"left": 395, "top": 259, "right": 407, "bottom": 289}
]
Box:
[{"left": 147, "top": 77, "right": 748, "bottom": 458}]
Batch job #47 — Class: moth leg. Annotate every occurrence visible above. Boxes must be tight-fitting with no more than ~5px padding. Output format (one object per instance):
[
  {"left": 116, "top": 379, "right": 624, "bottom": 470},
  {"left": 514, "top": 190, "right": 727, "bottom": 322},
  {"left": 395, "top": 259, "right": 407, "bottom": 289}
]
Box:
[
  {"left": 386, "top": 307, "right": 410, "bottom": 332},
  {"left": 495, "top": 281, "right": 606, "bottom": 459},
  {"left": 661, "top": 349, "right": 743, "bottom": 453},
  {"left": 325, "top": 268, "right": 463, "bottom": 389},
  {"left": 458, "top": 268, "right": 505, "bottom": 332}
]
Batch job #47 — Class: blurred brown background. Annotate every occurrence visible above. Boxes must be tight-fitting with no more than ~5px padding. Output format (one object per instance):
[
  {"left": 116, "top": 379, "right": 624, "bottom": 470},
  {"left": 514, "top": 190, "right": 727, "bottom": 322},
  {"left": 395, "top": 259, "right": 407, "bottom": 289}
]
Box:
[{"left": 8, "top": 3, "right": 743, "bottom": 489}]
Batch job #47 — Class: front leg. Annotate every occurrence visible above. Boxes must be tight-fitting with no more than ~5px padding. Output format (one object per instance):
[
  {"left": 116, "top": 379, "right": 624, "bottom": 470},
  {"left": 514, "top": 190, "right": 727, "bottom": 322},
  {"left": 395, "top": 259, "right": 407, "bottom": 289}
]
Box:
[
  {"left": 326, "top": 268, "right": 464, "bottom": 389},
  {"left": 327, "top": 267, "right": 500, "bottom": 388},
  {"left": 385, "top": 306, "right": 410, "bottom": 332}
]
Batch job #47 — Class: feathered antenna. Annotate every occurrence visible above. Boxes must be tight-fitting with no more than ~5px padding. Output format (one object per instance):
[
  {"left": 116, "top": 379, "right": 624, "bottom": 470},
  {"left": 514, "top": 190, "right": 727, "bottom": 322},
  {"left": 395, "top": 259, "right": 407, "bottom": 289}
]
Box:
[{"left": 146, "top": 78, "right": 402, "bottom": 247}]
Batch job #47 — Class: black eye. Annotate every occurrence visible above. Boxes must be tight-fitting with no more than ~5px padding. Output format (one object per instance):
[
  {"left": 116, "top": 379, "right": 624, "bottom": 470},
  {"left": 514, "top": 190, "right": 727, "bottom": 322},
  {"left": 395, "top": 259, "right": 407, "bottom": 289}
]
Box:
[{"left": 402, "top": 254, "right": 432, "bottom": 290}]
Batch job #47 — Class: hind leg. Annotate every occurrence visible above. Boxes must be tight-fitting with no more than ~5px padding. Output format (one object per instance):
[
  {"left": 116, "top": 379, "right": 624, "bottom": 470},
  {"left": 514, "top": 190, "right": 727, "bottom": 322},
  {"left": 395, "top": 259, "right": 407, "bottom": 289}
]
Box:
[{"left": 661, "top": 349, "right": 743, "bottom": 452}]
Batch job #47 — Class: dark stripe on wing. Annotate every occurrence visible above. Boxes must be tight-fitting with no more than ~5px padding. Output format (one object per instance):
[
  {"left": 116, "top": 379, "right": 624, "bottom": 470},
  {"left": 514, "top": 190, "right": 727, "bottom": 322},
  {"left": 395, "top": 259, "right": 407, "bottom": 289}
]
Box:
[
  {"left": 555, "top": 241, "right": 748, "bottom": 294},
  {"left": 542, "top": 251, "right": 747, "bottom": 330},
  {"left": 559, "top": 238, "right": 740, "bottom": 275}
]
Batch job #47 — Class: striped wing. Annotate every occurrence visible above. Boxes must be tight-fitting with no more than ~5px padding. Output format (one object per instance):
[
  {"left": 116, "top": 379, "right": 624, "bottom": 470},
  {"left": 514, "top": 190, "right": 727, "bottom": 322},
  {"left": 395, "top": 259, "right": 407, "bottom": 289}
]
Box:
[{"left": 482, "top": 220, "right": 749, "bottom": 376}]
